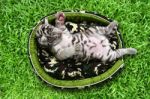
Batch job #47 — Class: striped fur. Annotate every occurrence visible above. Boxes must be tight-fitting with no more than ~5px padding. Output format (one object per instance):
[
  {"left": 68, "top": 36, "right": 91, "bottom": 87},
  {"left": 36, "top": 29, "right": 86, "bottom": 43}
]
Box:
[{"left": 36, "top": 12, "right": 137, "bottom": 63}]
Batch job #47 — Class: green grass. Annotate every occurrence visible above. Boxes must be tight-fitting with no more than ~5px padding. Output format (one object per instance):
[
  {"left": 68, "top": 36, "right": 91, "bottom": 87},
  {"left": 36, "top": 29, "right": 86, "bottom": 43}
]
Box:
[{"left": 0, "top": 0, "right": 150, "bottom": 98}]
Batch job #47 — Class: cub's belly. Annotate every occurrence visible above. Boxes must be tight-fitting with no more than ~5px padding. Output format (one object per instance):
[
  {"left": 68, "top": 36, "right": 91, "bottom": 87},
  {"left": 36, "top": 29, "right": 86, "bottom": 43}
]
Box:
[
  {"left": 83, "top": 37, "right": 110, "bottom": 57},
  {"left": 52, "top": 45, "right": 75, "bottom": 60}
]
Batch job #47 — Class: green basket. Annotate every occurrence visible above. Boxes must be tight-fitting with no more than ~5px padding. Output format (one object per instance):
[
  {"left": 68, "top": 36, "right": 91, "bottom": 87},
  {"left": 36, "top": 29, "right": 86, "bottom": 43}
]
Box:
[{"left": 28, "top": 11, "right": 124, "bottom": 88}]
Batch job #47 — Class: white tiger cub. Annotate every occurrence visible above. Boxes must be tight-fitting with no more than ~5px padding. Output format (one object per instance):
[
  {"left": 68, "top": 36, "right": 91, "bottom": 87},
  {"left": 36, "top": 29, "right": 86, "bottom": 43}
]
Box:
[{"left": 36, "top": 12, "right": 137, "bottom": 62}]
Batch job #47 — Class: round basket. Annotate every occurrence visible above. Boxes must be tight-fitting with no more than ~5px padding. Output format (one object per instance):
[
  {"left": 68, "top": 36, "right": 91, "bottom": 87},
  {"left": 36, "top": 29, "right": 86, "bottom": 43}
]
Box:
[{"left": 28, "top": 11, "right": 124, "bottom": 88}]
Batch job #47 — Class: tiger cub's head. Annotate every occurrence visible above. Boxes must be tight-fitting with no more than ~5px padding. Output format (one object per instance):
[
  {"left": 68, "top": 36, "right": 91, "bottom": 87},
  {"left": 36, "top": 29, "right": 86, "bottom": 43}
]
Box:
[{"left": 36, "top": 18, "right": 63, "bottom": 47}]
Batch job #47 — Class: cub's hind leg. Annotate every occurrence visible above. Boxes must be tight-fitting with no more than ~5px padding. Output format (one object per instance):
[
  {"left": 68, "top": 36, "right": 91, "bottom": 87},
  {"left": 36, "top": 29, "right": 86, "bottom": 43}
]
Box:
[{"left": 105, "top": 48, "right": 137, "bottom": 62}]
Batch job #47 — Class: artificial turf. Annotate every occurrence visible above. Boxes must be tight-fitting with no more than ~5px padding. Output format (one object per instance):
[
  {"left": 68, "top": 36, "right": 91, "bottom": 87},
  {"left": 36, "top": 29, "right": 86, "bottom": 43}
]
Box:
[{"left": 0, "top": 0, "right": 150, "bottom": 98}]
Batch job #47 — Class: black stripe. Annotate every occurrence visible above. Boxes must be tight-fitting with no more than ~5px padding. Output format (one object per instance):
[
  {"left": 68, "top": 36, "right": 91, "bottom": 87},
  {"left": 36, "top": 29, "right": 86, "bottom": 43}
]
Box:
[
  {"left": 89, "top": 46, "right": 96, "bottom": 50},
  {"left": 81, "top": 43, "right": 85, "bottom": 55},
  {"left": 86, "top": 44, "right": 89, "bottom": 47},
  {"left": 84, "top": 40, "right": 87, "bottom": 44},
  {"left": 76, "top": 35, "right": 80, "bottom": 44},
  {"left": 84, "top": 32, "right": 88, "bottom": 38},
  {"left": 88, "top": 28, "right": 94, "bottom": 34},
  {"left": 68, "top": 44, "right": 71, "bottom": 47},
  {"left": 83, "top": 50, "right": 87, "bottom": 58},
  {"left": 102, "top": 45, "right": 106, "bottom": 47},
  {"left": 72, "top": 36, "right": 76, "bottom": 45},
  {"left": 84, "top": 50, "right": 87, "bottom": 56},
  {"left": 92, "top": 42, "right": 97, "bottom": 46},
  {"left": 91, "top": 52, "right": 94, "bottom": 58},
  {"left": 86, "top": 30, "right": 90, "bottom": 35},
  {"left": 107, "top": 49, "right": 111, "bottom": 56},
  {"left": 80, "top": 33, "right": 83, "bottom": 40},
  {"left": 36, "top": 30, "right": 40, "bottom": 35},
  {"left": 101, "top": 40, "right": 104, "bottom": 43},
  {"left": 84, "top": 54, "right": 88, "bottom": 61},
  {"left": 77, "top": 24, "right": 80, "bottom": 32},
  {"left": 83, "top": 51, "right": 85, "bottom": 57},
  {"left": 40, "top": 29, "right": 43, "bottom": 34},
  {"left": 107, "top": 54, "right": 113, "bottom": 61}
]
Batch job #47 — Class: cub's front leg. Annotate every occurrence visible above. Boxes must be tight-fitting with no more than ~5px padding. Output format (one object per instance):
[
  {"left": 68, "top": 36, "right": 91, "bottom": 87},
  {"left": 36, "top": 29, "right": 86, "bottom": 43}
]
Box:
[
  {"left": 96, "top": 21, "right": 118, "bottom": 35},
  {"left": 105, "top": 21, "right": 118, "bottom": 35},
  {"left": 55, "top": 12, "right": 66, "bottom": 30}
]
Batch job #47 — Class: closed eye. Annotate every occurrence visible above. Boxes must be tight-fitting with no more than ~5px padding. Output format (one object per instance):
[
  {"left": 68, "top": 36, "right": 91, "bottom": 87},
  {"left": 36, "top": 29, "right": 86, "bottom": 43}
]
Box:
[{"left": 48, "top": 27, "right": 53, "bottom": 32}]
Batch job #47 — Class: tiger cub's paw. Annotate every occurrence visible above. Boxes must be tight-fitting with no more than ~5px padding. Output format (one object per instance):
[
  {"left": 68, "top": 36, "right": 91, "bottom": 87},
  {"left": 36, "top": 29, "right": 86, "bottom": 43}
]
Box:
[
  {"left": 127, "top": 48, "right": 137, "bottom": 55},
  {"left": 110, "top": 21, "right": 118, "bottom": 30},
  {"left": 55, "top": 12, "right": 65, "bottom": 21},
  {"left": 106, "top": 20, "right": 118, "bottom": 34}
]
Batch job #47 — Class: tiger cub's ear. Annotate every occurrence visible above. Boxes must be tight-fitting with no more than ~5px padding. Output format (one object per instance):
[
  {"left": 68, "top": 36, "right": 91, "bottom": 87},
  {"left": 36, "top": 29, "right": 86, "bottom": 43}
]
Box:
[{"left": 44, "top": 17, "right": 49, "bottom": 25}]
